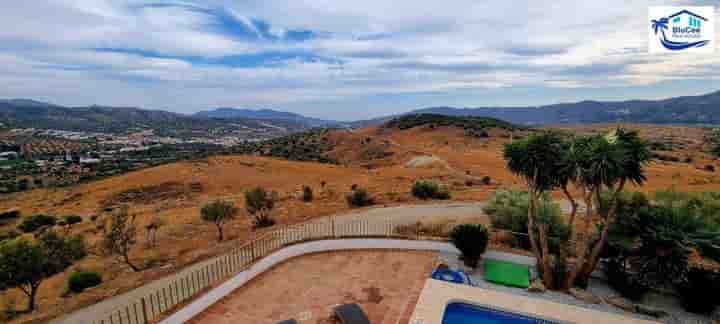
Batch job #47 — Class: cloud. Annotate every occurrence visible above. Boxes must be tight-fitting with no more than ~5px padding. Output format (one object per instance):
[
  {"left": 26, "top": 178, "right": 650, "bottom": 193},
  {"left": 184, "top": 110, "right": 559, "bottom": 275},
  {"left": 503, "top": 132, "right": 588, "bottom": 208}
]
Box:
[{"left": 0, "top": 0, "right": 718, "bottom": 119}]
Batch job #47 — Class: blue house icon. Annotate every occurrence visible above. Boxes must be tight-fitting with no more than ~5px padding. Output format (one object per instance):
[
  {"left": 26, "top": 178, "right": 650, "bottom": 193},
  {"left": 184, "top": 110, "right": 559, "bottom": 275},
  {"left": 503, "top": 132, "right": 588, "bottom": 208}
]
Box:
[{"left": 669, "top": 10, "right": 707, "bottom": 28}]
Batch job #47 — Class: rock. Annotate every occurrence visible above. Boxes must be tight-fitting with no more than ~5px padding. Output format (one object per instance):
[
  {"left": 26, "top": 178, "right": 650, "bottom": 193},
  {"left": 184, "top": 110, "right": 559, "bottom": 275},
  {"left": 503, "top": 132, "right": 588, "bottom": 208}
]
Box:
[
  {"left": 604, "top": 296, "right": 634, "bottom": 312},
  {"left": 634, "top": 304, "right": 669, "bottom": 318},
  {"left": 527, "top": 280, "right": 546, "bottom": 293},
  {"left": 569, "top": 288, "right": 603, "bottom": 304}
]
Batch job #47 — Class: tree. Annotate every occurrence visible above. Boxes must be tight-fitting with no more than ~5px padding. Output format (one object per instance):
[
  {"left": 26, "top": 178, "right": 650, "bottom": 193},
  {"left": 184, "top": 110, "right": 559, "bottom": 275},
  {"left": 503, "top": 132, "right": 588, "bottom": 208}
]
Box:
[
  {"left": 144, "top": 217, "right": 165, "bottom": 248},
  {"left": 0, "top": 231, "right": 85, "bottom": 312},
  {"left": 570, "top": 129, "right": 652, "bottom": 287},
  {"left": 0, "top": 239, "right": 45, "bottom": 312},
  {"left": 201, "top": 200, "right": 238, "bottom": 241},
  {"left": 244, "top": 187, "right": 276, "bottom": 228},
  {"left": 503, "top": 132, "right": 566, "bottom": 288},
  {"left": 101, "top": 206, "right": 140, "bottom": 271},
  {"left": 503, "top": 129, "right": 651, "bottom": 290}
]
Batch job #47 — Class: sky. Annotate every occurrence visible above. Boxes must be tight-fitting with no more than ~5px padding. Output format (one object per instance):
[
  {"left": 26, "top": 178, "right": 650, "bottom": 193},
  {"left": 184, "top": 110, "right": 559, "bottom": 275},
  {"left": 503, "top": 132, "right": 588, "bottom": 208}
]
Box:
[{"left": 0, "top": 1, "right": 719, "bottom": 121}]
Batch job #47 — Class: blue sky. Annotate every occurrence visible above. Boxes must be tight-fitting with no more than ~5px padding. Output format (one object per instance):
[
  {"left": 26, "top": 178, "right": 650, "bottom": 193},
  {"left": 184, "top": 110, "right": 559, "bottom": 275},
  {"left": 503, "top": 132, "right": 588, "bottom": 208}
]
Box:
[{"left": 0, "top": 0, "right": 718, "bottom": 120}]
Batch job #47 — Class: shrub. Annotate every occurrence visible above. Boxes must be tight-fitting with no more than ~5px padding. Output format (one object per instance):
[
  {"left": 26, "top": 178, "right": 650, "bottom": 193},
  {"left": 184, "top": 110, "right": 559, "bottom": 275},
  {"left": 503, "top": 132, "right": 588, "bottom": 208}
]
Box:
[
  {"left": 449, "top": 224, "right": 489, "bottom": 268},
  {"left": 63, "top": 215, "right": 82, "bottom": 225},
  {"left": 484, "top": 189, "right": 567, "bottom": 252},
  {"left": 411, "top": 180, "right": 451, "bottom": 200},
  {"left": 676, "top": 267, "right": 720, "bottom": 314},
  {"left": 302, "top": 185, "right": 313, "bottom": 202},
  {"left": 0, "top": 230, "right": 19, "bottom": 242},
  {"left": 245, "top": 187, "right": 276, "bottom": 228},
  {"left": 17, "top": 215, "right": 56, "bottom": 233},
  {"left": 481, "top": 176, "right": 491, "bottom": 185},
  {"left": 346, "top": 187, "right": 374, "bottom": 207},
  {"left": 0, "top": 210, "right": 20, "bottom": 225},
  {"left": 705, "top": 164, "right": 716, "bottom": 172},
  {"left": 67, "top": 270, "right": 102, "bottom": 293},
  {"left": 602, "top": 257, "right": 648, "bottom": 300}
]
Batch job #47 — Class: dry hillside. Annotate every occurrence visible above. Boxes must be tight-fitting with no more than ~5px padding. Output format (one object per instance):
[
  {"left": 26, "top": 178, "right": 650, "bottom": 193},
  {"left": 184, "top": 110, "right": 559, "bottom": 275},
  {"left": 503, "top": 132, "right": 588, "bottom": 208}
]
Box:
[{"left": 0, "top": 121, "right": 719, "bottom": 323}]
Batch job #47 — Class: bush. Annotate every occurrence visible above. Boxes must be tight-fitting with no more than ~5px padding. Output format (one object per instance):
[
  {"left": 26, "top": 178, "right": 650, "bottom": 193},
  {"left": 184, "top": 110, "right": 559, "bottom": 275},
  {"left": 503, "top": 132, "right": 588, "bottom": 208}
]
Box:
[
  {"left": 411, "top": 180, "right": 451, "bottom": 200},
  {"left": 602, "top": 258, "right": 648, "bottom": 300},
  {"left": 481, "top": 176, "right": 492, "bottom": 185},
  {"left": 705, "top": 164, "right": 715, "bottom": 172},
  {"left": 0, "top": 210, "right": 20, "bottom": 225},
  {"left": 244, "top": 187, "right": 275, "bottom": 229},
  {"left": 677, "top": 267, "right": 720, "bottom": 314},
  {"left": 67, "top": 270, "right": 102, "bottom": 293},
  {"left": 17, "top": 215, "right": 56, "bottom": 233},
  {"left": 0, "top": 230, "right": 19, "bottom": 242},
  {"left": 484, "top": 189, "right": 567, "bottom": 252},
  {"left": 449, "top": 224, "right": 489, "bottom": 268},
  {"left": 302, "top": 185, "right": 313, "bottom": 202},
  {"left": 346, "top": 187, "right": 374, "bottom": 207},
  {"left": 63, "top": 215, "right": 83, "bottom": 226}
]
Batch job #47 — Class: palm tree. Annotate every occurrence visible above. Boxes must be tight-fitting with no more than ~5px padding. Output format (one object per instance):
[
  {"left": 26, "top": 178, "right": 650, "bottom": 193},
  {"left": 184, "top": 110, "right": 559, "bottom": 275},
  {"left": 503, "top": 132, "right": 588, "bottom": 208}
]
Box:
[{"left": 504, "top": 132, "right": 566, "bottom": 288}]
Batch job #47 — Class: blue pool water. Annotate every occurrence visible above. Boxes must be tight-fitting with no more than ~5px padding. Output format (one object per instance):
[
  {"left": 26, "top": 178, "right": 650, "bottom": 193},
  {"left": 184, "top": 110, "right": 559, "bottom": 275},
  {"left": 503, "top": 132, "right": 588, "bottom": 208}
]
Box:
[{"left": 441, "top": 303, "right": 557, "bottom": 324}]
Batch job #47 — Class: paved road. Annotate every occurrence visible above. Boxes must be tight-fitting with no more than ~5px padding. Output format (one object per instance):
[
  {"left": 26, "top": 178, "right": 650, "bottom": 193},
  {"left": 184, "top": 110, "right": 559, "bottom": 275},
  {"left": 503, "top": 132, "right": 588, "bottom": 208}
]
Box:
[{"left": 52, "top": 202, "right": 489, "bottom": 324}]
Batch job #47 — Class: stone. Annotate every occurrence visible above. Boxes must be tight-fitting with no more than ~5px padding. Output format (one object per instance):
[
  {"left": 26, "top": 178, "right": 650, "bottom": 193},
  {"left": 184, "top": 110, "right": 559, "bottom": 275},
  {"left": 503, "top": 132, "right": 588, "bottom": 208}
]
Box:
[
  {"left": 634, "top": 304, "right": 669, "bottom": 318},
  {"left": 527, "top": 280, "right": 546, "bottom": 293},
  {"left": 568, "top": 288, "right": 603, "bottom": 304},
  {"left": 604, "top": 296, "right": 634, "bottom": 312}
]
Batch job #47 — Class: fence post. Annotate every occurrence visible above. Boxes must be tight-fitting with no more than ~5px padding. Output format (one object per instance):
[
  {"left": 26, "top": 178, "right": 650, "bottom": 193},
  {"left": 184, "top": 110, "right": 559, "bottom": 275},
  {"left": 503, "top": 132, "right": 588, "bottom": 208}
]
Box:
[
  {"left": 331, "top": 216, "right": 336, "bottom": 238},
  {"left": 140, "top": 297, "right": 149, "bottom": 324}
]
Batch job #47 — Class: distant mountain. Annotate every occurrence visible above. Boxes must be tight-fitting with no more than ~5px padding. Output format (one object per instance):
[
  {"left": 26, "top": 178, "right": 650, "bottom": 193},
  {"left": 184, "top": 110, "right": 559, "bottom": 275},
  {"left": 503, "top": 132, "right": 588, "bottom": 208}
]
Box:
[
  {"left": 358, "top": 90, "right": 720, "bottom": 126},
  {"left": 0, "top": 101, "right": 307, "bottom": 137},
  {"left": 195, "top": 108, "right": 340, "bottom": 127}
]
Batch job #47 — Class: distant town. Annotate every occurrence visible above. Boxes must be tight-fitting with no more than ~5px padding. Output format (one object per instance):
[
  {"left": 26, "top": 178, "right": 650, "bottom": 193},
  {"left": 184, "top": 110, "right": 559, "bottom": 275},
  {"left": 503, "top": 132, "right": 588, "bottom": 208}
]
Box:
[{"left": 0, "top": 126, "right": 291, "bottom": 194}]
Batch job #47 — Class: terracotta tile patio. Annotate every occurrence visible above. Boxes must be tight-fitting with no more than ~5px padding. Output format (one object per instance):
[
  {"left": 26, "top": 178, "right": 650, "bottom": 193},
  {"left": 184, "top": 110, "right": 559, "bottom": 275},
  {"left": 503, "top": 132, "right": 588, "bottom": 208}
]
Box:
[{"left": 188, "top": 250, "right": 437, "bottom": 324}]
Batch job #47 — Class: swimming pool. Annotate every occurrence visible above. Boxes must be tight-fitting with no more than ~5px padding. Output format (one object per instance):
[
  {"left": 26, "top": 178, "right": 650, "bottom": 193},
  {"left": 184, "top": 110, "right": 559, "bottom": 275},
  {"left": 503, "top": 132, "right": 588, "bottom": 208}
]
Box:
[{"left": 441, "top": 302, "right": 559, "bottom": 324}]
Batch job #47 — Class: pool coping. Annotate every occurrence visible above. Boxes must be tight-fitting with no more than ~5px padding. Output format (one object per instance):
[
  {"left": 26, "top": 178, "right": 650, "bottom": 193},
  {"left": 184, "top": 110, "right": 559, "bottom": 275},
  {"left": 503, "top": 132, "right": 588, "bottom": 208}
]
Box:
[{"left": 409, "top": 279, "right": 661, "bottom": 324}]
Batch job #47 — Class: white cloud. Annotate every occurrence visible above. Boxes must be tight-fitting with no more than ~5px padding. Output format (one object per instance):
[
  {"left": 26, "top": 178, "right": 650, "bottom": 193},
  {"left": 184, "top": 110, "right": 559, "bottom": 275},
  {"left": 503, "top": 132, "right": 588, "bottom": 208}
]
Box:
[{"left": 0, "top": 0, "right": 718, "bottom": 119}]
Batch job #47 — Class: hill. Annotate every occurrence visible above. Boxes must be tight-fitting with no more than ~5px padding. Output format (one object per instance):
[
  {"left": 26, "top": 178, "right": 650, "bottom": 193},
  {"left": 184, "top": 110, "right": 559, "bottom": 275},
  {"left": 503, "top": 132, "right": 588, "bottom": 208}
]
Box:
[
  {"left": 195, "top": 108, "right": 340, "bottom": 127},
  {"left": 1, "top": 121, "right": 719, "bottom": 323},
  {"left": 357, "top": 90, "right": 720, "bottom": 126},
  {"left": 0, "top": 101, "right": 308, "bottom": 137}
]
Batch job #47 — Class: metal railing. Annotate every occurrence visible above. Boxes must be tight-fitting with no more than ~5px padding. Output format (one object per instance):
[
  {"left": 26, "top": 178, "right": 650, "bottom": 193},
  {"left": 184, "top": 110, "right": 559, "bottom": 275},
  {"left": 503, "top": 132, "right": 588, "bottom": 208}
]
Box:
[{"left": 88, "top": 215, "right": 536, "bottom": 324}]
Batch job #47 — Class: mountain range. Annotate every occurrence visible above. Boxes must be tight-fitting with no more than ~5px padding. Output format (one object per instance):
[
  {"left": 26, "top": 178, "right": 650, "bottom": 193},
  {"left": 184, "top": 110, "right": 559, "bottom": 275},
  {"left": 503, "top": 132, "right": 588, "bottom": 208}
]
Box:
[
  {"left": 2, "top": 90, "right": 720, "bottom": 135},
  {"left": 194, "top": 108, "right": 339, "bottom": 127},
  {"left": 399, "top": 90, "right": 720, "bottom": 126}
]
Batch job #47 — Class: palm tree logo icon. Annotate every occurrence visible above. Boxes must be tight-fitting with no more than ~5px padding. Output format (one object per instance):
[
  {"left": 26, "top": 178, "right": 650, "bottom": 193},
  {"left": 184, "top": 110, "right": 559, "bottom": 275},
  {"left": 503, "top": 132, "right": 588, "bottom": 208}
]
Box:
[{"left": 651, "top": 14, "right": 710, "bottom": 51}]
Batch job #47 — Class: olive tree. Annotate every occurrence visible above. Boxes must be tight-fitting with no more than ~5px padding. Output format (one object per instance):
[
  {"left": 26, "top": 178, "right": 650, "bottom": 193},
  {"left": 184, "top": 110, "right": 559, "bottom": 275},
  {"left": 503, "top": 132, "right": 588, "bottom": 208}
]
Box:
[
  {"left": 201, "top": 200, "right": 238, "bottom": 241},
  {"left": 101, "top": 206, "right": 140, "bottom": 271},
  {"left": 0, "top": 231, "right": 85, "bottom": 311}
]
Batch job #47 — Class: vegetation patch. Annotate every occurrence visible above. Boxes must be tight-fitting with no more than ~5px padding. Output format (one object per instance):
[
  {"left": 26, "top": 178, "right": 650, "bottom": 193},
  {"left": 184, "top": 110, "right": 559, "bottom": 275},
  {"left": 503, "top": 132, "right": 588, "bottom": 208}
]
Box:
[
  {"left": 234, "top": 129, "right": 338, "bottom": 163},
  {"left": 103, "top": 181, "right": 199, "bottom": 206},
  {"left": 67, "top": 270, "right": 102, "bottom": 293},
  {"left": 411, "top": 179, "right": 451, "bottom": 200},
  {"left": 17, "top": 215, "right": 57, "bottom": 233},
  {"left": 384, "top": 114, "right": 522, "bottom": 136}
]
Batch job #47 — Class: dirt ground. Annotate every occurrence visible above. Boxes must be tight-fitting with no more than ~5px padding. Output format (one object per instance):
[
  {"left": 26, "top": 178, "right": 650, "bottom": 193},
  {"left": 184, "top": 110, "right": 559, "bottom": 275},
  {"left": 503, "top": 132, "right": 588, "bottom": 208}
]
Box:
[
  {"left": 1, "top": 123, "right": 719, "bottom": 323},
  {"left": 187, "top": 250, "right": 437, "bottom": 324}
]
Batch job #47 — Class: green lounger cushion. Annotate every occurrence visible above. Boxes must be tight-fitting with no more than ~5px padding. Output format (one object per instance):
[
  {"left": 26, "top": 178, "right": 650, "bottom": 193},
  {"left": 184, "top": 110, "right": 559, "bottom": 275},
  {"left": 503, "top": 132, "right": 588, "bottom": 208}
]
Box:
[{"left": 484, "top": 259, "right": 531, "bottom": 288}]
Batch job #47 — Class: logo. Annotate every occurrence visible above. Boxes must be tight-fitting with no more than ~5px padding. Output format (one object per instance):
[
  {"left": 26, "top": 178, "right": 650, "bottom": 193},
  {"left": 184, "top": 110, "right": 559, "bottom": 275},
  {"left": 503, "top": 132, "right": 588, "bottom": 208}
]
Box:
[{"left": 649, "top": 6, "right": 714, "bottom": 53}]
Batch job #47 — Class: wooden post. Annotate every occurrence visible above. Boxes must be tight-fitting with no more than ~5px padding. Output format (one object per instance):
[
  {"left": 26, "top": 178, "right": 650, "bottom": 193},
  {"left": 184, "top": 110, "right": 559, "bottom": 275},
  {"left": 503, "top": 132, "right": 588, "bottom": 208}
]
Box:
[
  {"left": 140, "top": 297, "right": 149, "bottom": 324},
  {"left": 331, "top": 217, "right": 336, "bottom": 238}
]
